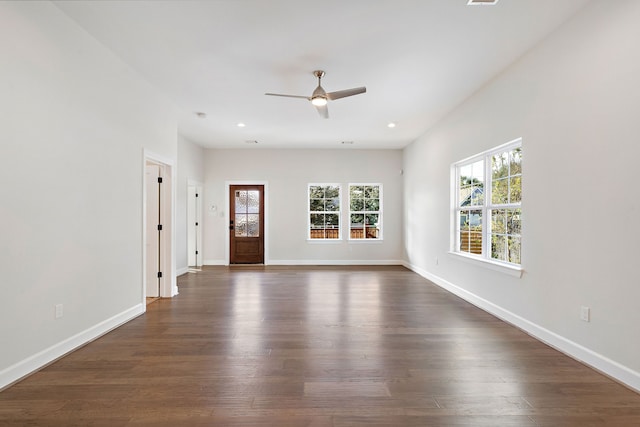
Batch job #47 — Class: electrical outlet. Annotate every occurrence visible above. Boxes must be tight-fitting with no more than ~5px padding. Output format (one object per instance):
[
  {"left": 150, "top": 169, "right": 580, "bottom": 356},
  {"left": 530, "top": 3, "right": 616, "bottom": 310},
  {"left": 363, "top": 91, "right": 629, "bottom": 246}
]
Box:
[
  {"left": 55, "top": 304, "right": 63, "bottom": 319},
  {"left": 580, "top": 306, "right": 590, "bottom": 322}
]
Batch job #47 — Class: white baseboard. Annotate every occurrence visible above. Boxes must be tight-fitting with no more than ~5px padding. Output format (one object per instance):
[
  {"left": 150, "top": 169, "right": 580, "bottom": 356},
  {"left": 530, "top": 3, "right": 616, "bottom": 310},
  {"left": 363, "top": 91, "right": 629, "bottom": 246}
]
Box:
[
  {"left": 268, "top": 259, "right": 404, "bottom": 266},
  {"left": 0, "top": 304, "right": 145, "bottom": 390},
  {"left": 204, "top": 259, "right": 404, "bottom": 266},
  {"left": 203, "top": 259, "right": 227, "bottom": 266},
  {"left": 176, "top": 266, "right": 189, "bottom": 276},
  {"left": 403, "top": 261, "right": 640, "bottom": 393}
]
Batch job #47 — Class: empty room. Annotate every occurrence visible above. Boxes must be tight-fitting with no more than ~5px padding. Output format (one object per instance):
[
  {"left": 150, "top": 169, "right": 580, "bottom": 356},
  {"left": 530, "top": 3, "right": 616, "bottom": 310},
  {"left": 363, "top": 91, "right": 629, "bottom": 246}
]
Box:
[{"left": 1, "top": 1, "right": 640, "bottom": 425}]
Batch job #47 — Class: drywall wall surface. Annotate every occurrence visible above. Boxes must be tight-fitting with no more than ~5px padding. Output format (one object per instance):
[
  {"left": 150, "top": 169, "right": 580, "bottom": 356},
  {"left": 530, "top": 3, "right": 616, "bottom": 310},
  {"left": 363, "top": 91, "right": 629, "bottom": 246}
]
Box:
[
  {"left": 203, "top": 148, "right": 403, "bottom": 264},
  {"left": 0, "top": 1, "right": 177, "bottom": 386},
  {"left": 403, "top": 0, "right": 640, "bottom": 383}
]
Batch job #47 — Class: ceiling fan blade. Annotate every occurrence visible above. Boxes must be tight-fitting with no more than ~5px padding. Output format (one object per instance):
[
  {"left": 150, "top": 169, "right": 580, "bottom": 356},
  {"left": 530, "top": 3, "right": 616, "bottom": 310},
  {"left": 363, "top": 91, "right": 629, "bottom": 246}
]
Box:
[
  {"left": 314, "top": 103, "right": 329, "bottom": 119},
  {"left": 265, "top": 93, "right": 310, "bottom": 100},
  {"left": 326, "top": 86, "right": 366, "bottom": 101}
]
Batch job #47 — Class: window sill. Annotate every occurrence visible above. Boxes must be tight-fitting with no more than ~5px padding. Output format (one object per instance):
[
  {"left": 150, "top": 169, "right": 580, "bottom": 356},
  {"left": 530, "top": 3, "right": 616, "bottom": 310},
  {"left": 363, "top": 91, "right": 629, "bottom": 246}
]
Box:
[
  {"left": 348, "top": 239, "right": 383, "bottom": 244},
  {"left": 447, "top": 251, "right": 523, "bottom": 278}
]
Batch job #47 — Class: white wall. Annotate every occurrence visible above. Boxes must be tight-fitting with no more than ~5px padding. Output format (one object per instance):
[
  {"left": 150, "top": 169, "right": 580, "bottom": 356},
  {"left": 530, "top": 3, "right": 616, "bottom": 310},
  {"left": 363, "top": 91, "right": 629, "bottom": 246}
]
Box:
[
  {"left": 203, "top": 149, "right": 403, "bottom": 265},
  {"left": 176, "top": 134, "right": 204, "bottom": 273},
  {"left": 0, "top": 2, "right": 177, "bottom": 388},
  {"left": 403, "top": 0, "right": 640, "bottom": 390}
]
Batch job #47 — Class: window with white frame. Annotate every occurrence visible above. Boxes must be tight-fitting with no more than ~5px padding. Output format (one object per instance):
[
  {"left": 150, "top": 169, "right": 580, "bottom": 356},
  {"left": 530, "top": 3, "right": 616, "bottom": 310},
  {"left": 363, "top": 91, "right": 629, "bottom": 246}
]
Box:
[
  {"left": 349, "top": 184, "right": 382, "bottom": 240},
  {"left": 308, "top": 184, "right": 341, "bottom": 239},
  {"left": 453, "top": 139, "right": 522, "bottom": 265}
]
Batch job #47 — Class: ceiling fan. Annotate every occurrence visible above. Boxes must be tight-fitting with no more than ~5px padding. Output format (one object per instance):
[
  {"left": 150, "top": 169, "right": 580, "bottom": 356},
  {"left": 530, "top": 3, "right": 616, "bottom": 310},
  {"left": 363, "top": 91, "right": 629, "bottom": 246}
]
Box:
[{"left": 265, "top": 70, "right": 366, "bottom": 119}]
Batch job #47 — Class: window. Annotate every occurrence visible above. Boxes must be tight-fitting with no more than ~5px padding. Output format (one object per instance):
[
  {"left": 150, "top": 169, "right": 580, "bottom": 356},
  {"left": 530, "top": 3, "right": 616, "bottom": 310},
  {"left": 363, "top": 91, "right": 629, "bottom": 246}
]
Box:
[
  {"left": 308, "top": 184, "right": 341, "bottom": 239},
  {"left": 453, "top": 139, "right": 522, "bottom": 266},
  {"left": 349, "top": 184, "right": 382, "bottom": 240}
]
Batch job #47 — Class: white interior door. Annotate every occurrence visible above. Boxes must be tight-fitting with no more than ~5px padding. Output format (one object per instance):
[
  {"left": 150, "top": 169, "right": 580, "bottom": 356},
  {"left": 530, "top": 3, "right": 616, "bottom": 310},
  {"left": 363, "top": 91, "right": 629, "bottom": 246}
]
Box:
[
  {"left": 146, "top": 164, "right": 161, "bottom": 297},
  {"left": 187, "top": 185, "right": 202, "bottom": 267}
]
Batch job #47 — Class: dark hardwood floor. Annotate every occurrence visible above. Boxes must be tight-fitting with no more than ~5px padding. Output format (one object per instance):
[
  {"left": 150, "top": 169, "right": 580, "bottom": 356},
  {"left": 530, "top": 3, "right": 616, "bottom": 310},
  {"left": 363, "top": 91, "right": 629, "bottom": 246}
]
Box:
[{"left": 2, "top": 265, "right": 640, "bottom": 426}]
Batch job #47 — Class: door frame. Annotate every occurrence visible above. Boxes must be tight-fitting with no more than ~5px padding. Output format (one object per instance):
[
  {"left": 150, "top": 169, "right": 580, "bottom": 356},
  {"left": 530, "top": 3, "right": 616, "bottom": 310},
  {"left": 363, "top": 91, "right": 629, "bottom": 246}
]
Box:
[
  {"left": 143, "top": 150, "right": 177, "bottom": 300},
  {"left": 225, "top": 180, "right": 269, "bottom": 265}
]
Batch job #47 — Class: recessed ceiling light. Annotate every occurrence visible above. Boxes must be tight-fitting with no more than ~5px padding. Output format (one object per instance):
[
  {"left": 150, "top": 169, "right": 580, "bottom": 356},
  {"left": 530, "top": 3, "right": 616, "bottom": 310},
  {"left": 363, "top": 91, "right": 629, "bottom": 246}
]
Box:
[
  {"left": 237, "top": 122, "right": 246, "bottom": 127},
  {"left": 341, "top": 141, "right": 354, "bottom": 145},
  {"left": 195, "top": 112, "right": 207, "bottom": 119},
  {"left": 244, "top": 140, "right": 258, "bottom": 144},
  {"left": 387, "top": 122, "right": 396, "bottom": 128},
  {"left": 467, "top": 0, "right": 499, "bottom": 5}
]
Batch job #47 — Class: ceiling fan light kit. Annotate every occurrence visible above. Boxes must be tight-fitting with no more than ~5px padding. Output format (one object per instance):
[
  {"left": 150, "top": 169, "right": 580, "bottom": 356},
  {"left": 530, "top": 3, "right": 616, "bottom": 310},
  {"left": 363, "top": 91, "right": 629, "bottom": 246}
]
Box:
[{"left": 266, "top": 70, "right": 366, "bottom": 119}]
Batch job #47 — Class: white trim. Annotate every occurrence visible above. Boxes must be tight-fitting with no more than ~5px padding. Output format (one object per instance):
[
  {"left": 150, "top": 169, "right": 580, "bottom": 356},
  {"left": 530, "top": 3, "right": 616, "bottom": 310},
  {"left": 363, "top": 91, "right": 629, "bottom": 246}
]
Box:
[
  {"left": 403, "top": 261, "right": 640, "bottom": 393},
  {"left": 306, "top": 239, "right": 342, "bottom": 244},
  {"left": 0, "top": 304, "right": 145, "bottom": 390},
  {"left": 204, "top": 259, "right": 227, "bottom": 266},
  {"left": 268, "top": 259, "right": 403, "bottom": 266},
  {"left": 448, "top": 251, "right": 523, "bottom": 278}
]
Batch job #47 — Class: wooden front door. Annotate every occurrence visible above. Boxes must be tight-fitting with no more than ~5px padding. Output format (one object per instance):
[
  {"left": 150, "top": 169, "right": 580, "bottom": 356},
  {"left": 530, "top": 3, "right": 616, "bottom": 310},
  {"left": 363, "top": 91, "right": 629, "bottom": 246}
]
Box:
[{"left": 230, "top": 185, "right": 264, "bottom": 264}]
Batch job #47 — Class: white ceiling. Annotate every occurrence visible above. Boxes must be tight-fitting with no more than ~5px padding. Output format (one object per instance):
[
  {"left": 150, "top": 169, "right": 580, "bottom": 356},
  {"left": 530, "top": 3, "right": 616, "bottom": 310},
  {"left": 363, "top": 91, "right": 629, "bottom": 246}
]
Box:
[{"left": 53, "top": 0, "right": 590, "bottom": 150}]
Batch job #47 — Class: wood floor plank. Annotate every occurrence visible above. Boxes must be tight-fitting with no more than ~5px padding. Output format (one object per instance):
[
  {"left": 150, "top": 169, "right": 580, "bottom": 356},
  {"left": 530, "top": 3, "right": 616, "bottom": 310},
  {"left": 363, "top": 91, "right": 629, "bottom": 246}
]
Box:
[{"left": 1, "top": 265, "right": 639, "bottom": 426}]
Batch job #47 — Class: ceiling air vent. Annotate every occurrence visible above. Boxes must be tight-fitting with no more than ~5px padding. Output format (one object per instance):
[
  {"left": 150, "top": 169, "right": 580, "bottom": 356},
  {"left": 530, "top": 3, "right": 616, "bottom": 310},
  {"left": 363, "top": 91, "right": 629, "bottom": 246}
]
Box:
[{"left": 467, "top": 0, "right": 499, "bottom": 5}]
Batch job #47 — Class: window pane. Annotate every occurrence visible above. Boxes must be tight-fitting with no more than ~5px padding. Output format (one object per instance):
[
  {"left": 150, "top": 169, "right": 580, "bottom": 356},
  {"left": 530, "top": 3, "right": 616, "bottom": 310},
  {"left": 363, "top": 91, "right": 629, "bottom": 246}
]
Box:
[
  {"left": 510, "top": 176, "right": 522, "bottom": 203},
  {"left": 492, "top": 178, "right": 508, "bottom": 204},
  {"left": 310, "top": 214, "right": 324, "bottom": 228},
  {"left": 460, "top": 210, "right": 482, "bottom": 255},
  {"left": 351, "top": 214, "right": 364, "bottom": 225},
  {"left": 507, "top": 209, "right": 521, "bottom": 235},
  {"left": 364, "top": 186, "right": 379, "bottom": 198},
  {"left": 365, "top": 198, "right": 379, "bottom": 211},
  {"left": 350, "top": 198, "right": 364, "bottom": 211},
  {"left": 350, "top": 186, "right": 364, "bottom": 198},
  {"left": 491, "top": 209, "right": 506, "bottom": 234},
  {"left": 491, "top": 234, "right": 507, "bottom": 261},
  {"left": 325, "top": 213, "right": 339, "bottom": 227},
  {"left": 235, "top": 190, "right": 247, "bottom": 214},
  {"left": 235, "top": 214, "right": 247, "bottom": 237},
  {"left": 508, "top": 236, "right": 521, "bottom": 264},
  {"left": 510, "top": 148, "right": 522, "bottom": 175},
  {"left": 247, "top": 214, "right": 259, "bottom": 237},
  {"left": 247, "top": 191, "right": 259, "bottom": 213},
  {"left": 325, "top": 198, "right": 340, "bottom": 211},
  {"left": 366, "top": 214, "right": 379, "bottom": 225},
  {"left": 325, "top": 186, "right": 339, "bottom": 198},
  {"left": 492, "top": 152, "right": 509, "bottom": 179},
  {"left": 309, "top": 186, "right": 324, "bottom": 198},
  {"left": 310, "top": 198, "right": 324, "bottom": 211}
]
